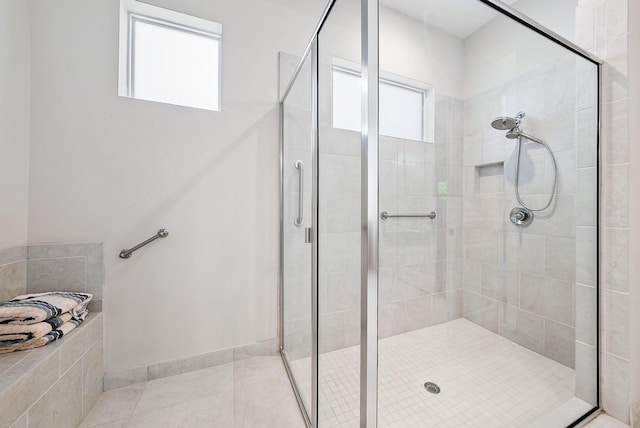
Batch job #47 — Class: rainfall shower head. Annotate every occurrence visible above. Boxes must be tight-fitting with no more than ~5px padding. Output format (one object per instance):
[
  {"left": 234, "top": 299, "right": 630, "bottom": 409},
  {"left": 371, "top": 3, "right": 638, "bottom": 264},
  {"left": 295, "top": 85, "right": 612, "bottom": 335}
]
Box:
[
  {"left": 491, "top": 112, "right": 525, "bottom": 131},
  {"left": 491, "top": 116, "right": 517, "bottom": 130}
]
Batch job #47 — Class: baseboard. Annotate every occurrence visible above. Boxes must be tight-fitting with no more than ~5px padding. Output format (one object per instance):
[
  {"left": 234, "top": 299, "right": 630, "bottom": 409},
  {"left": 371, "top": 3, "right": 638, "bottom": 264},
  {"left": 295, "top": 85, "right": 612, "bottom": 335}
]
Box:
[
  {"left": 103, "top": 337, "right": 279, "bottom": 390},
  {"left": 631, "top": 401, "right": 640, "bottom": 427}
]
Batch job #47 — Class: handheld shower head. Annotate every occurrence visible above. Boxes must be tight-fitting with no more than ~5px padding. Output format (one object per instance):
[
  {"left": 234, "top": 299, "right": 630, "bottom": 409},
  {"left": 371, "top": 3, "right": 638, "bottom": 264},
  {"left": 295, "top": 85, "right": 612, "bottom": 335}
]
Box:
[{"left": 506, "top": 128, "right": 520, "bottom": 139}]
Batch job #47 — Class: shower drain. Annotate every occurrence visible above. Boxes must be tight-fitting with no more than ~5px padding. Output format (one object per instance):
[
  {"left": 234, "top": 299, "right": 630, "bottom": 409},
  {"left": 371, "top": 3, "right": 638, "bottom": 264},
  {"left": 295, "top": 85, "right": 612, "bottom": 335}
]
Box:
[{"left": 423, "top": 382, "right": 441, "bottom": 394}]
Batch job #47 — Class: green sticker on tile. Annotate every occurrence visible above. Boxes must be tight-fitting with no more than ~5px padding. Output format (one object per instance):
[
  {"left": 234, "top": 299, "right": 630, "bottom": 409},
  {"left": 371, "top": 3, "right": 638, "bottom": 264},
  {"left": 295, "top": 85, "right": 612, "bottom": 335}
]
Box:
[{"left": 437, "top": 181, "right": 448, "bottom": 196}]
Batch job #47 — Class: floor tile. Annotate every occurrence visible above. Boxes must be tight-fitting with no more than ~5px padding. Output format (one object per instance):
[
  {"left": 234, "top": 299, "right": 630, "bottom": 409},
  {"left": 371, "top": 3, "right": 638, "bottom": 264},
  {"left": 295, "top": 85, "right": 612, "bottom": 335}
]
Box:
[
  {"left": 83, "top": 319, "right": 606, "bottom": 428},
  {"left": 234, "top": 355, "right": 285, "bottom": 387},
  {"left": 79, "top": 384, "right": 145, "bottom": 427},
  {"left": 235, "top": 375, "right": 305, "bottom": 428},
  {"left": 290, "top": 319, "right": 585, "bottom": 427},
  {"left": 133, "top": 363, "right": 233, "bottom": 416},
  {"left": 129, "top": 392, "right": 233, "bottom": 428}
]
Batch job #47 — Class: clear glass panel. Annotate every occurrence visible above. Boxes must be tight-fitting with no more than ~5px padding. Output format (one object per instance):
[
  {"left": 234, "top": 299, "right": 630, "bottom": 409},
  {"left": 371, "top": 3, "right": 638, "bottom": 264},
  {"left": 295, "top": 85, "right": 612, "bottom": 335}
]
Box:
[
  {"left": 377, "top": 0, "right": 599, "bottom": 426},
  {"left": 318, "top": 0, "right": 362, "bottom": 425},
  {"left": 379, "top": 80, "right": 424, "bottom": 141},
  {"left": 281, "top": 52, "right": 313, "bottom": 413},
  {"left": 332, "top": 67, "right": 426, "bottom": 141},
  {"left": 132, "top": 19, "right": 220, "bottom": 111},
  {"left": 331, "top": 68, "right": 361, "bottom": 132}
]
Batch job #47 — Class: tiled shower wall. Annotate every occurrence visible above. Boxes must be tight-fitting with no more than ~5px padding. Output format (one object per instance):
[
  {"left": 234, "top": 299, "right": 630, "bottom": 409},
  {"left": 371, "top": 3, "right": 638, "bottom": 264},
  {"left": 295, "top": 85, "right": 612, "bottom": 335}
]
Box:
[
  {"left": 315, "top": 86, "right": 464, "bottom": 352},
  {"left": 281, "top": 52, "right": 465, "bottom": 358},
  {"left": 377, "top": 95, "right": 464, "bottom": 338},
  {"left": 460, "top": 55, "right": 598, "bottom": 374},
  {"left": 575, "top": 0, "right": 632, "bottom": 423}
]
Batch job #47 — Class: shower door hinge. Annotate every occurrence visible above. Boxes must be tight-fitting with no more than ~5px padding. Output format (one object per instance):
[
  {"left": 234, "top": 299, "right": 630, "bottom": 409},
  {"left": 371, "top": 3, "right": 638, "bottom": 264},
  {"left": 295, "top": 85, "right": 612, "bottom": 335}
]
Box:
[{"left": 304, "top": 227, "right": 312, "bottom": 244}]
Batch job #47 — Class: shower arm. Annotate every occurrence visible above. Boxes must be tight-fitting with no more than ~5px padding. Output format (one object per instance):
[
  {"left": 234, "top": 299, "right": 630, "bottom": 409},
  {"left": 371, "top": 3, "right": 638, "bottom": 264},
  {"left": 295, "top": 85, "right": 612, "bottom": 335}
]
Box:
[{"left": 514, "top": 131, "right": 544, "bottom": 145}]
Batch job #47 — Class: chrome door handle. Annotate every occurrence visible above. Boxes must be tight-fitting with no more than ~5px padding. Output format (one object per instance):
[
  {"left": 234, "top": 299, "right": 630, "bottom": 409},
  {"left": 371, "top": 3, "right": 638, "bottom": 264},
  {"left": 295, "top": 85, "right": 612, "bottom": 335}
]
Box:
[{"left": 294, "top": 160, "right": 304, "bottom": 226}]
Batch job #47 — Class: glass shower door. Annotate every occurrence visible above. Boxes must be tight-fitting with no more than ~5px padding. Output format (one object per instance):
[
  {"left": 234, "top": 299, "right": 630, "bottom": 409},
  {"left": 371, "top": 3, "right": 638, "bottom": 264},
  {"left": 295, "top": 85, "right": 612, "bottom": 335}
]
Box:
[{"left": 281, "top": 51, "right": 314, "bottom": 422}]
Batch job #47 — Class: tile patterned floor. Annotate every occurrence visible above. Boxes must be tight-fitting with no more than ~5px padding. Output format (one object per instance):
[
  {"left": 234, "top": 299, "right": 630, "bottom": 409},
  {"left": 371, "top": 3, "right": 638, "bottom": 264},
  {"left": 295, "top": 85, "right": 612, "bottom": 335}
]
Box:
[
  {"left": 81, "top": 320, "right": 625, "bottom": 427},
  {"left": 79, "top": 356, "right": 305, "bottom": 428},
  {"left": 291, "top": 318, "right": 593, "bottom": 427}
]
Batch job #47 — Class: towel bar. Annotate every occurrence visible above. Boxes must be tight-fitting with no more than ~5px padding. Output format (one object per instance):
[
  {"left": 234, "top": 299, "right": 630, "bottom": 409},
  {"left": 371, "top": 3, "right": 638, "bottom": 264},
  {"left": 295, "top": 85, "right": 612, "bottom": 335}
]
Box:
[
  {"left": 380, "top": 211, "right": 436, "bottom": 220},
  {"left": 119, "top": 229, "right": 168, "bottom": 259}
]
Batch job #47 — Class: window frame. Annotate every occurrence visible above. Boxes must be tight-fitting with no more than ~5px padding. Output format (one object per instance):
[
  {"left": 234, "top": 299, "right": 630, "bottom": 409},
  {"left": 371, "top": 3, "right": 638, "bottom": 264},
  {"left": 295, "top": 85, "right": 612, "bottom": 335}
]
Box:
[
  {"left": 331, "top": 58, "right": 435, "bottom": 143},
  {"left": 118, "top": 0, "right": 223, "bottom": 111}
]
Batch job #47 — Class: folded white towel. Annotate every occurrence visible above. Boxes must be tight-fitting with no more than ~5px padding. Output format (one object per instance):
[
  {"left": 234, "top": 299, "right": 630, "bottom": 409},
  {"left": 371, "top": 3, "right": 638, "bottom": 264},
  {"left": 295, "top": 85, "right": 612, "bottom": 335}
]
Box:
[
  {"left": 0, "top": 292, "right": 92, "bottom": 325},
  {"left": 0, "top": 311, "right": 88, "bottom": 354}
]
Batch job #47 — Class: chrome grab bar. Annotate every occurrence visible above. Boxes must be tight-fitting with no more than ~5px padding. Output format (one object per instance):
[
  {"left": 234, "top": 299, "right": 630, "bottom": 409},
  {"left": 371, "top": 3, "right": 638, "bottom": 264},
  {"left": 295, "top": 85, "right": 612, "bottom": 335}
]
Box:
[
  {"left": 380, "top": 211, "right": 436, "bottom": 220},
  {"left": 119, "top": 229, "right": 169, "bottom": 259},
  {"left": 294, "top": 160, "right": 304, "bottom": 226}
]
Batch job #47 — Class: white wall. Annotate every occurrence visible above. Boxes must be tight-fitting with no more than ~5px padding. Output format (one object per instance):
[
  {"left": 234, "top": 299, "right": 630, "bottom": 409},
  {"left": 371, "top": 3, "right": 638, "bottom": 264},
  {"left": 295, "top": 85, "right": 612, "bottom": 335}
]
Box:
[
  {"left": 463, "top": 0, "right": 577, "bottom": 98},
  {"left": 315, "top": 0, "right": 465, "bottom": 99},
  {"left": 0, "top": 0, "right": 30, "bottom": 250},
  {"left": 27, "top": 0, "right": 326, "bottom": 373},
  {"left": 509, "top": 0, "right": 577, "bottom": 43},
  {"left": 380, "top": 6, "right": 465, "bottom": 99}
]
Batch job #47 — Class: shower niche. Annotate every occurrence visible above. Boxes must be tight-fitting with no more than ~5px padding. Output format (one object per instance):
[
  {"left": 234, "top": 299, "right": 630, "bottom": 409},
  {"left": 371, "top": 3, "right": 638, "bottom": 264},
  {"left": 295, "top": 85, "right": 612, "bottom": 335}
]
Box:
[
  {"left": 472, "top": 162, "right": 504, "bottom": 193},
  {"left": 280, "top": 0, "right": 600, "bottom": 426}
]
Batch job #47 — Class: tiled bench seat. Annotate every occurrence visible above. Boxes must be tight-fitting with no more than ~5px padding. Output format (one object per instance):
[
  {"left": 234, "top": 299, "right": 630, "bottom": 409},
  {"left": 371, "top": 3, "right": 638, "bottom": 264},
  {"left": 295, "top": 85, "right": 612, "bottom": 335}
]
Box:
[{"left": 0, "top": 313, "right": 104, "bottom": 428}]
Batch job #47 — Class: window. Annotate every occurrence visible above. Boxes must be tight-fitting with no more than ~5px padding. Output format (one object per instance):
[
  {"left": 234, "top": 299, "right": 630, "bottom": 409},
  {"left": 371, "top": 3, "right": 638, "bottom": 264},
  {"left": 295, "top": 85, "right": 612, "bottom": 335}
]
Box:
[
  {"left": 119, "top": 0, "right": 222, "bottom": 111},
  {"left": 331, "top": 60, "right": 434, "bottom": 142}
]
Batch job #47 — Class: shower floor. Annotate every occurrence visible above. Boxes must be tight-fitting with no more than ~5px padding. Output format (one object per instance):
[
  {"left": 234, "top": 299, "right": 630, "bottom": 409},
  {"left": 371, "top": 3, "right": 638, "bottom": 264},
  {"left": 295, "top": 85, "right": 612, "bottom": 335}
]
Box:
[{"left": 290, "top": 318, "right": 592, "bottom": 427}]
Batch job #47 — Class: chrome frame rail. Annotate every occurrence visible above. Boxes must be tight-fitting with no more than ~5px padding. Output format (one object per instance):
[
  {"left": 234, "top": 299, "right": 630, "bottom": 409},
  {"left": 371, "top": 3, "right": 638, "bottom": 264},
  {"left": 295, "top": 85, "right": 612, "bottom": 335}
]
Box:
[
  {"left": 278, "top": 78, "right": 285, "bottom": 354},
  {"left": 310, "top": 37, "right": 320, "bottom": 428},
  {"left": 380, "top": 211, "right": 436, "bottom": 220},
  {"left": 279, "top": 1, "right": 338, "bottom": 103},
  {"left": 361, "top": 0, "right": 379, "bottom": 426},
  {"left": 119, "top": 229, "right": 168, "bottom": 259},
  {"left": 281, "top": 349, "right": 313, "bottom": 428}
]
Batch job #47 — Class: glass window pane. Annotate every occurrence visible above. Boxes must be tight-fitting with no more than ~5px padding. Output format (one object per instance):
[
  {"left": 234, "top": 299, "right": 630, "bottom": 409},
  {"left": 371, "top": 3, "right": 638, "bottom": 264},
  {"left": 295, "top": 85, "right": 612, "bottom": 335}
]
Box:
[
  {"left": 133, "top": 20, "right": 220, "bottom": 111},
  {"left": 380, "top": 81, "right": 423, "bottom": 140},
  {"left": 332, "top": 69, "right": 361, "bottom": 132},
  {"left": 332, "top": 68, "right": 425, "bottom": 141}
]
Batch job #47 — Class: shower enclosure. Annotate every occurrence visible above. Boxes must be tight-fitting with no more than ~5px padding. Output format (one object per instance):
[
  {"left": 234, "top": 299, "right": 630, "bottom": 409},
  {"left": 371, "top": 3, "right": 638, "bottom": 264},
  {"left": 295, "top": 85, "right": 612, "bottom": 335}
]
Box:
[{"left": 280, "top": 0, "right": 600, "bottom": 426}]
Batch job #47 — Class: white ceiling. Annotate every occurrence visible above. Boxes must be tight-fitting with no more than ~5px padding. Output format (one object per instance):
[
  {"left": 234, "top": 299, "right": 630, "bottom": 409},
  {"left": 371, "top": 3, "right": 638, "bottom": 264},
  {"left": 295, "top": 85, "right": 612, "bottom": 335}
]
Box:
[{"left": 380, "top": 0, "right": 520, "bottom": 39}]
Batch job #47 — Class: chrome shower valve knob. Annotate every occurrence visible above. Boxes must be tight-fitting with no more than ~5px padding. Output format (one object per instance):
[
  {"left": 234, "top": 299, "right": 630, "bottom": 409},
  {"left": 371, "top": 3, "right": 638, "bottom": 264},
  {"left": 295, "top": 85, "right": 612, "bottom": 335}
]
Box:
[{"left": 510, "top": 207, "right": 534, "bottom": 226}]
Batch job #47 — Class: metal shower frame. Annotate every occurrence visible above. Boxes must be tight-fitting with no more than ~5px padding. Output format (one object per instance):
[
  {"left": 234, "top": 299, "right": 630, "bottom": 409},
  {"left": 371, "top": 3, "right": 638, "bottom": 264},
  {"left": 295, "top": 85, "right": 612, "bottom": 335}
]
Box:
[{"left": 278, "top": 0, "right": 603, "bottom": 427}]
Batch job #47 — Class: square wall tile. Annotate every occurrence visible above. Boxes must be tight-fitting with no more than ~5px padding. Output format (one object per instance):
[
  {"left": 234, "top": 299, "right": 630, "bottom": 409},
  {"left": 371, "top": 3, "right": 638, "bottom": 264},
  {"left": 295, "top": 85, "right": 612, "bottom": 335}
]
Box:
[{"left": 543, "top": 319, "right": 575, "bottom": 368}]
